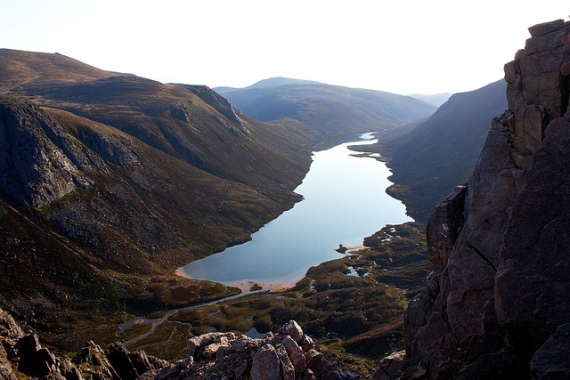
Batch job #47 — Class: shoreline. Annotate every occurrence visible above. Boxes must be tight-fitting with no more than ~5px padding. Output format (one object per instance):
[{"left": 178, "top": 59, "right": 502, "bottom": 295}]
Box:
[
  {"left": 176, "top": 267, "right": 296, "bottom": 293},
  {"left": 175, "top": 244, "right": 372, "bottom": 294}
]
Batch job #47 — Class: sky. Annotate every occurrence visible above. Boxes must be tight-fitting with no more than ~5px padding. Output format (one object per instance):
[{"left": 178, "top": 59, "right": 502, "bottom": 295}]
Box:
[{"left": 1, "top": 0, "right": 568, "bottom": 95}]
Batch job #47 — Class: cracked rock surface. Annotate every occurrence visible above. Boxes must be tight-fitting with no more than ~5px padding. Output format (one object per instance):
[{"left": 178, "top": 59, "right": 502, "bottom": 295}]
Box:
[{"left": 378, "top": 18, "right": 570, "bottom": 380}]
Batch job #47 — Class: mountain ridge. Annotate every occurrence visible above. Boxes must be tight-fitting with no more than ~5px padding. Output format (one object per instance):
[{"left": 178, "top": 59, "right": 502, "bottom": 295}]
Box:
[
  {"left": 215, "top": 77, "right": 436, "bottom": 136},
  {"left": 408, "top": 93, "right": 452, "bottom": 108},
  {"left": 217, "top": 76, "right": 323, "bottom": 92}
]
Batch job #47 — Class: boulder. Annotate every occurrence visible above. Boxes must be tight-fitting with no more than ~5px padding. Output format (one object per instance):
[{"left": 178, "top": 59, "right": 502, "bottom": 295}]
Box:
[
  {"left": 106, "top": 343, "right": 139, "bottom": 380},
  {"left": 73, "top": 340, "right": 121, "bottom": 380},
  {"left": 305, "top": 348, "right": 325, "bottom": 372},
  {"left": 187, "top": 331, "right": 236, "bottom": 358},
  {"left": 281, "top": 335, "right": 307, "bottom": 375},
  {"left": 281, "top": 320, "right": 304, "bottom": 343},
  {"left": 251, "top": 344, "right": 282, "bottom": 380},
  {"left": 276, "top": 345, "right": 296, "bottom": 380},
  {"left": 373, "top": 350, "right": 405, "bottom": 380},
  {"left": 528, "top": 19, "right": 566, "bottom": 37},
  {"left": 301, "top": 333, "right": 315, "bottom": 351}
]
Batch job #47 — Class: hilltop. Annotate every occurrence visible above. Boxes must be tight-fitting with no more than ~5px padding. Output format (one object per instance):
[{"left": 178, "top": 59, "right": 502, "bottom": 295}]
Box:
[{"left": 215, "top": 77, "right": 436, "bottom": 135}]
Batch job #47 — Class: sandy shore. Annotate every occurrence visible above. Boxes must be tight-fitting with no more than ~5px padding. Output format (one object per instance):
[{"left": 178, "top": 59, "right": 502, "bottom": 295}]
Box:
[
  {"left": 176, "top": 268, "right": 295, "bottom": 293},
  {"left": 344, "top": 245, "right": 368, "bottom": 252},
  {"left": 175, "top": 244, "right": 370, "bottom": 293}
]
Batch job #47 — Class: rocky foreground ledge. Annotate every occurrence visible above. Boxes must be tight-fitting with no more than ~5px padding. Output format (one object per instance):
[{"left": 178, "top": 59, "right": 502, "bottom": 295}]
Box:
[
  {"left": 0, "top": 308, "right": 357, "bottom": 380},
  {"left": 146, "top": 320, "right": 358, "bottom": 380}
]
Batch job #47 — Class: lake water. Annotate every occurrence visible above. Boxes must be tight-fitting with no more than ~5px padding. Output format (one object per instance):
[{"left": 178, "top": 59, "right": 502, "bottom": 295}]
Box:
[{"left": 179, "top": 133, "right": 412, "bottom": 288}]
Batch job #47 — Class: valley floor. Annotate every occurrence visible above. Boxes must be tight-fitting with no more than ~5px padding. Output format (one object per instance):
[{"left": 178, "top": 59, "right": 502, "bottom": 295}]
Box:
[{"left": 118, "top": 222, "right": 430, "bottom": 378}]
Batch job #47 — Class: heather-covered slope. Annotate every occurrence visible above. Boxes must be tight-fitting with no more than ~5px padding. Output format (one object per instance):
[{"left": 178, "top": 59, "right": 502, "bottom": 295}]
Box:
[
  {"left": 0, "top": 49, "right": 314, "bottom": 199},
  {"left": 216, "top": 77, "right": 436, "bottom": 135}
]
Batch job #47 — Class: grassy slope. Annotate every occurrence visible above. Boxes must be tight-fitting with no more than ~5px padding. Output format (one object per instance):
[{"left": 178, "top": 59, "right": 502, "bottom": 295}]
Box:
[{"left": 0, "top": 52, "right": 317, "bottom": 351}]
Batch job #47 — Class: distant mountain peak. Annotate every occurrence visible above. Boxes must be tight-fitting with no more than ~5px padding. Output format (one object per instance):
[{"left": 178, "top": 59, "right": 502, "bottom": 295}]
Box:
[
  {"left": 246, "top": 77, "right": 322, "bottom": 89},
  {"left": 216, "top": 79, "right": 436, "bottom": 135}
]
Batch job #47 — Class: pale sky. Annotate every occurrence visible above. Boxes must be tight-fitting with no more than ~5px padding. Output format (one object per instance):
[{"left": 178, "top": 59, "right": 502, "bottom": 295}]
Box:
[{"left": 1, "top": 0, "right": 568, "bottom": 95}]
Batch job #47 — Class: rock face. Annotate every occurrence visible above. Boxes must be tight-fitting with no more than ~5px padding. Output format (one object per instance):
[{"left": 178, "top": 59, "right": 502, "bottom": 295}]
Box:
[
  {"left": 380, "top": 19, "right": 570, "bottom": 379},
  {"left": 142, "top": 320, "right": 358, "bottom": 380},
  {"left": 0, "top": 97, "right": 99, "bottom": 207}
]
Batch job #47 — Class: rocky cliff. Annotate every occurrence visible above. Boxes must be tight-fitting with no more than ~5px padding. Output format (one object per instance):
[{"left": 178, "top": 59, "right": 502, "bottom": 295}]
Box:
[{"left": 378, "top": 19, "right": 570, "bottom": 379}]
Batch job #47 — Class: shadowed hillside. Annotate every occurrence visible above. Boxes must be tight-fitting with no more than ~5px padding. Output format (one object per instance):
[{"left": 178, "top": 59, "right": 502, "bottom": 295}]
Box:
[{"left": 381, "top": 79, "right": 508, "bottom": 222}]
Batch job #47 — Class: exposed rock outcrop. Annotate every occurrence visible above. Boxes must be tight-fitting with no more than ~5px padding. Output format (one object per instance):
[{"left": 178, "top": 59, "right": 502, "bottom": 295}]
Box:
[
  {"left": 1, "top": 310, "right": 354, "bottom": 380},
  {"left": 380, "top": 18, "right": 570, "bottom": 379},
  {"left": 0, "top": 308, "right": 166, "bottom": 380},
  {"left": 142, "top": 320, "right": 358, "bottom": 380},
  {"left": 0, "top": 97, "right": 100, "bottom": 207}
]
